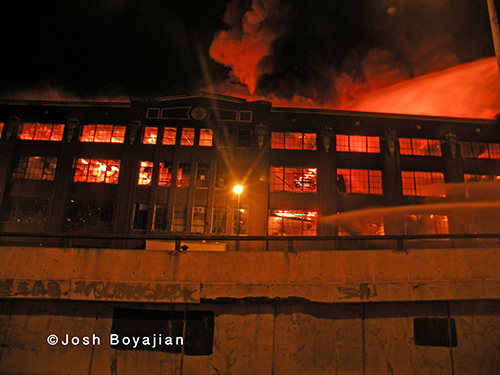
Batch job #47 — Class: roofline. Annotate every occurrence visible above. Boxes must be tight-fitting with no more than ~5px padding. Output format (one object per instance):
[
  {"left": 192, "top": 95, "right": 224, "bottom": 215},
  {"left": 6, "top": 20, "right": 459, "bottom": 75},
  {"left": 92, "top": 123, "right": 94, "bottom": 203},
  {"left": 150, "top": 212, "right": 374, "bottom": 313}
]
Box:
[
  {"left": 0, "top": 99, "right": 131, "bottom": 108},
  {"left": 134, "top": 92, "right": 250, "bottom": 104}
]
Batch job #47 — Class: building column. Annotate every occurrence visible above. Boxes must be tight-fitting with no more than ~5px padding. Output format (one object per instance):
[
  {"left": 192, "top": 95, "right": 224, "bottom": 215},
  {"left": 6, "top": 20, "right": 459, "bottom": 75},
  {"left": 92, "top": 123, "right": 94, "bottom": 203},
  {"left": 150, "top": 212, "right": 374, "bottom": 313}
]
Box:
[
  {"left": 319, "top": 127, "right": 336, "bottom": 247},
  {"left": 0, "top": 117, "right": 20, "bottom": 213},
  {"left": 381, "top": 129, "right": 404, "bottom": 235},
  {"left": 45, "top": 118, "right": 80, "bottom": 245},
  {"left": 441, "top": 133, "right": 467, "bottom": 235}
]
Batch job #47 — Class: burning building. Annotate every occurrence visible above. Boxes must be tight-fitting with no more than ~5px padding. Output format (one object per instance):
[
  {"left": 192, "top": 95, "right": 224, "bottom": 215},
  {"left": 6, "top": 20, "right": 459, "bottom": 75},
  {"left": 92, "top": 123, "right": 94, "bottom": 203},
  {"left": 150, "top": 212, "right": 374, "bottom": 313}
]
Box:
[{"left": 0, "top": 93, "right": 500, "bottom": 374}]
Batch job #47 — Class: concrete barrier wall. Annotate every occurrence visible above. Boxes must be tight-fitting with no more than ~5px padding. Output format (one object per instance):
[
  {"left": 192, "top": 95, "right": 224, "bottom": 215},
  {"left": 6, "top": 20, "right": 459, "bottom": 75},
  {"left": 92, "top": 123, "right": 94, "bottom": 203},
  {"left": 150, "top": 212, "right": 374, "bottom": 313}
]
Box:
[
  {"left": 0, "top": 246, "right": 500, "bottom": 303},
  {"left": 0, "top": 299, "right": 500, "bottom": 375}
]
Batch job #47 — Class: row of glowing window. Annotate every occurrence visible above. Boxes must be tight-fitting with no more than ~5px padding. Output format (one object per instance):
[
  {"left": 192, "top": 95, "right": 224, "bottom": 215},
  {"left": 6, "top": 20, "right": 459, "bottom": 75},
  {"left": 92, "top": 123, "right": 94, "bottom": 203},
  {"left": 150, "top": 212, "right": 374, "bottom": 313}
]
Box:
[
  {"left": 9, "top": 123, "right": 500, "bottom": 159},
  {"left": 11, "top": 155, "right": 496, "bottom": 197},
  {"left": 11, "top": 157, "right": 446, "bottom": 198}
]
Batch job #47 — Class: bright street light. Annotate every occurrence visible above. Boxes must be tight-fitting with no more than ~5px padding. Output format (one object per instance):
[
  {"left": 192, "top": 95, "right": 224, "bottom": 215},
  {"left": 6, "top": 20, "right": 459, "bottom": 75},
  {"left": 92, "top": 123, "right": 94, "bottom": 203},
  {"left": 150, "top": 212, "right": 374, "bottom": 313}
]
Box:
[{"left": 233, "top": 185, "right": 244, "bottom": 237}]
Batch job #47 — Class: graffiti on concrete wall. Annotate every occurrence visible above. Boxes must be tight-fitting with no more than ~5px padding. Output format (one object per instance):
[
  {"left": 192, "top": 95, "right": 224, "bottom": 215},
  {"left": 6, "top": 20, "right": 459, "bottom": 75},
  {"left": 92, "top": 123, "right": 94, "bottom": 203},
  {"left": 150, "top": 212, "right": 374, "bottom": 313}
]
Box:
[
  {"left": 0, "top": 279, "right": 200, "bottom": 303},
  {"left": 72, "top": 281, "right": 199, "bottom": 302},
  {"left": 336, "top": 283, "right": 378, "bottom": 301},
  {"left": 0, "top": 279, "right": 69, "bottom": 298}
]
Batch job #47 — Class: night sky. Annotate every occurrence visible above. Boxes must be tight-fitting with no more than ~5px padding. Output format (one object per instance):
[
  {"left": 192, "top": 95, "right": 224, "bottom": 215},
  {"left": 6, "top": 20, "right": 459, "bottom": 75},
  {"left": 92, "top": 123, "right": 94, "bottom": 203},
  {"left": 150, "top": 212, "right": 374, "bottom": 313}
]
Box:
[{"left": 0, "top": 0, "right": 497, "bottom": 102}]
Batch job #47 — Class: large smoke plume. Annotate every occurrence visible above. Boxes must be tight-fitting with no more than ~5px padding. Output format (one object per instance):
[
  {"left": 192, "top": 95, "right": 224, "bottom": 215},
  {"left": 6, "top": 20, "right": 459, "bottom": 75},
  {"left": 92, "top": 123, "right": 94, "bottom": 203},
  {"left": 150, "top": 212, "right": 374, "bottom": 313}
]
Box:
[{"left": 209, "top": 0, "right": 489, "bottom": 108}]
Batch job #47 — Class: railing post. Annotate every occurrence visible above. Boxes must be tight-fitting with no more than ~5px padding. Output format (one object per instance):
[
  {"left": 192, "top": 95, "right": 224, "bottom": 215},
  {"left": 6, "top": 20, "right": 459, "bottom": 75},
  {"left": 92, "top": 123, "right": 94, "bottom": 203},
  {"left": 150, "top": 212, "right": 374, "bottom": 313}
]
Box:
[
  {"left": 175, "top": 239, "right": 181, "bottom": 252},
  {"left": 396, "top": 237, "right": 404, "bottom": 251},
  {"left": 288, "top": 239, "right": 294, "bottom": 252}
]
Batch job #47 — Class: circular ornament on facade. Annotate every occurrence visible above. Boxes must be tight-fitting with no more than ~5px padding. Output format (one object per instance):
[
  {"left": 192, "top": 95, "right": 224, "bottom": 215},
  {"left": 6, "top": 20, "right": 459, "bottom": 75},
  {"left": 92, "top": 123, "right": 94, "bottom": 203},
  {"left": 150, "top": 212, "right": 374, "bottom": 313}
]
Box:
[{"left": 189, "top": 106, "right": 209, "bottom": 120}]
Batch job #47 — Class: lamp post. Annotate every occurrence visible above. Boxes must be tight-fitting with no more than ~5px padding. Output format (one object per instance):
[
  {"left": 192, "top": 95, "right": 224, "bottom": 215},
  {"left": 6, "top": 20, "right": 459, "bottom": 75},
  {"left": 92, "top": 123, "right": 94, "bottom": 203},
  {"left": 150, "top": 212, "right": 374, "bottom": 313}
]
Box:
[{"left": 233, "top": 185, "right": 244, "bottom": 235}]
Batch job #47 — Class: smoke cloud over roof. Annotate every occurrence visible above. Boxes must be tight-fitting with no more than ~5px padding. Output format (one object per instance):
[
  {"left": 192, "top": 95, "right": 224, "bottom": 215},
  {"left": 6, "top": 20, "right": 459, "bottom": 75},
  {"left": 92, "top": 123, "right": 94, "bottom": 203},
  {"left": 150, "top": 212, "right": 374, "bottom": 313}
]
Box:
[{"left": 209, "top": 0, "right": 496, "bottom": 110}]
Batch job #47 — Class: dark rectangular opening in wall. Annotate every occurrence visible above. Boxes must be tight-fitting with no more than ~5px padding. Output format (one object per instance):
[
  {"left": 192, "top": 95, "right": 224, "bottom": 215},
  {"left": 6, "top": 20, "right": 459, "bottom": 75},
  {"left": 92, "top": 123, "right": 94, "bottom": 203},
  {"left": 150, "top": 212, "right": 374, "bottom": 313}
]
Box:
[
  {"left": 414, "top": 318, "right": 457, "bottom": 347},
  {"left": 110, "top": 308, "right": 214, "bottom": 355}
]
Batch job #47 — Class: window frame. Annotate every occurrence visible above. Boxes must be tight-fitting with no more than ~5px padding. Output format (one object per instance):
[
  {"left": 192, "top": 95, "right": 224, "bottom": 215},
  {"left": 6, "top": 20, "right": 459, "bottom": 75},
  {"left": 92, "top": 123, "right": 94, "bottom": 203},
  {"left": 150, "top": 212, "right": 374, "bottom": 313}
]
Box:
[
  {"left": 401, "top": 171, "right": 445, "bottom": 197},
  {"left": 336, "top": 168, "right": 383, "bottom": 195},
  {"left": 336, "top": 135, "right": 380, "bottom": 153},
  {"left": 18, "top": 123, "right": 65, "bottom": 141},
  {"left": 80, "top": 124, "right": 125, "bottom": 143}
]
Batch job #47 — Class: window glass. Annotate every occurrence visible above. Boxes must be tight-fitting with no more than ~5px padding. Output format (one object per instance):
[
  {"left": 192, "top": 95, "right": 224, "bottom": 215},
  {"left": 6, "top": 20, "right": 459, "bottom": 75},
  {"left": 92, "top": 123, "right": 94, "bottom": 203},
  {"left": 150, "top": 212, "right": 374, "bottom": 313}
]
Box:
[
  {"left": 232, "top": 207, "right": 247, "bottom": 235},
  {"left": 138, "top": 161, "right": 153, "bottom": 185},
  {"left": 404, "top": 215, "right": 449, "bottom": 234},
  {"left": 337, "top": 215, "right": 385, "bottom": 236},
  {"left": 133, "top": 204, "right": 149, "bottom": 230},
  {"left": 337, "top": 169, "right": 383, "bottom": 194},
  {"left": 177, "top": 162, "right": 191, "bottom": 187},
  {"left": 336, "top": 135, "right": 380, "bottom": 153},
  {"left": 12, "top": 156, "right": 57, "bottom": 181},
  {"left": 172, "top": 205, "right": 187, "bottom": 232},
  {"left": 143, "top": 127, "right": 158, "bottom": 144},
  {"left": 80, "top": 125, "right": 125, "bottom": 143},
  {"left": 196, "top": 163, "right": 210, "bottom": 187},
  {"left": 401, "top": 171, "right": 445, "bottom": 197},
  {"left": 271, "top": 132, "right": 316, "bottom": 150},
  {"left": 153, "top": 205, "right": 168, "bottom": 231},
  {"left": 163, "top": 127, "right": 177, "bottom": 145},
  {"left": 158, "top": 162, "right": 172, "bottom": 187},
  {"left": 66, "top": 200, "right": 113, "bottom": 228},
  {"left": 0, "top": 197, "right": 49, "bottom": 225},
  {"left": 215, "top": 163, "right": 228, "bottom": 189},
  {"left": 199, "top": 129, "right": 213, "bottom": 146},
  {"left": 181, "top": 128, "right": 195, "bottom": 146},
  {"left": 192, "top": 206, "right": 206, "bottom": 233},
  {"left": 270, "top": 167, "right": 317, "bottom": 192},
  {"left": 268, "top": 210, "right": 317, "bottom": 236},
  {"left": 73, "top": 159, "right": 120, "bottom": 184},
  {"left": 18, "top": 123, "right": 64, "bottom": 141},
  {"left": 459, "top": 141, "right": 500, "bottom": 159},
  {"left": 212, "top": 207, "right": 226, "bottom": 234},
  {"left": 237, "top": 130, "right": 252, "bottom": 148},
  {"left": 271, "top": 132, "right": 285, "bottom": 149}
]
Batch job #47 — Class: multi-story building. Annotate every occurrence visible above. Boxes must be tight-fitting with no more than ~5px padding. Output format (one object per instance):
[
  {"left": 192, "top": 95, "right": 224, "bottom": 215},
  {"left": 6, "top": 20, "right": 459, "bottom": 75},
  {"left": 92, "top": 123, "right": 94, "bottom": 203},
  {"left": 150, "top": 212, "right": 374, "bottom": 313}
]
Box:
[{"left": 0, "top": 92, "right": 499, "bottom": 374}]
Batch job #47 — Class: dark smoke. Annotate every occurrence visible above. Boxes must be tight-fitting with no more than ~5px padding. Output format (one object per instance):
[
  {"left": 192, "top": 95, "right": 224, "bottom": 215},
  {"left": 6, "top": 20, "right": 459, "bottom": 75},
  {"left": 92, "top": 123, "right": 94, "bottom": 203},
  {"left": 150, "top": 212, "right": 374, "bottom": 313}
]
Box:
[{"left": 210, "top": 0, "right": 496, "bottom": 106}]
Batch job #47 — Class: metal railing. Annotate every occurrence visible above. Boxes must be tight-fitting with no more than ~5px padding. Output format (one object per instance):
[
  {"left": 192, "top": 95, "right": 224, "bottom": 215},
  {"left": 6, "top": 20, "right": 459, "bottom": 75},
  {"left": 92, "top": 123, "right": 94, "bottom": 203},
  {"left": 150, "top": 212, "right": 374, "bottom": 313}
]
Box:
[{"left": 1, "top": 231, "right": 499, "bottom": 251}]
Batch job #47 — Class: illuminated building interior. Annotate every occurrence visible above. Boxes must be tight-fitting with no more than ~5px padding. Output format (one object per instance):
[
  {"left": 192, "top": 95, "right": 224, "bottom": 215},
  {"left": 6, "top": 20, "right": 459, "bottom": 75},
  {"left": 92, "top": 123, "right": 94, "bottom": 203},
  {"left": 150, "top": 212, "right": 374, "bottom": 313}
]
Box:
[{"left": 0, "top": 92, "right": 499, "bottom": 245}]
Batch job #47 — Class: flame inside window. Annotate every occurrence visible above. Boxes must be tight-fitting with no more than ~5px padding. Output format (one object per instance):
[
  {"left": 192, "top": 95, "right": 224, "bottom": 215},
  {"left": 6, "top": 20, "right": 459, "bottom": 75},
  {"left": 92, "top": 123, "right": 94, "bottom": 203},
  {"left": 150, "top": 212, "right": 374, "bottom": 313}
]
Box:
[
  {"left": 268, "top": 210, "right": 317, "bottom": 236},
  {"left": 143, "top": 127, "right": 158, "bottom": 144},
  {"left": 270, "top": 167, "right": 317, "bottom": 192},
  {"left": 19, "top": 123, "right": 64, "bottom": 141},
  {"left": 74, "top": 158, "right": 120, "bottom": 184},
  {"left": 138, "top": 161, "right": 153, "bottom": 185},
  {"left": 80, "top": 125, "right": 125, "bottom": 143}
]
